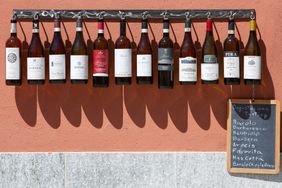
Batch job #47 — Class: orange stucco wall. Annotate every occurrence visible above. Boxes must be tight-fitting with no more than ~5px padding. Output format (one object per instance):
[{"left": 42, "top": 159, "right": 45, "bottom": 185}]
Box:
[{"left": 0, "top": 0, "right": 280, "bottom": 151}]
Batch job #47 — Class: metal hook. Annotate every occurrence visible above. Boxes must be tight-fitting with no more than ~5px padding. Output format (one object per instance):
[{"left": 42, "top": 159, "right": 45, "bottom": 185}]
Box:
[
  {"left": 98, "top": 11, "right": 105, "bottom": 20},
  {"left": 161, "top": 10, "right": 169, "bottom": 20},
  {"left": 119, "top": 11, "right": 126, "bottom": 20},
  {"left": 34, "top": 12, "right": 39, "bottom": 20},
  {"left": 207, "top": 11, "right": 212, "bottom": 20},
  {"left": 229, "top": 11, "right": 235, "bottom": 20},
  {"left": 250, "top": 11, "right": 255, "bottom": 20},
  {"left": 142, "top": 11, "right": 149, "bottom": 20},
  {"left": 11, "top": 12, "right": 17, "bottom": 21},
  {"left": 185, "top": 12, "right": 190, "bottom": 20}
]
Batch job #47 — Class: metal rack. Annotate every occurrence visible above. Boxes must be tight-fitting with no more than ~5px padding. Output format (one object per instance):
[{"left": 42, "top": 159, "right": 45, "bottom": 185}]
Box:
[{"left": 12, "top": 9, "right": 256, "bottom": 22}]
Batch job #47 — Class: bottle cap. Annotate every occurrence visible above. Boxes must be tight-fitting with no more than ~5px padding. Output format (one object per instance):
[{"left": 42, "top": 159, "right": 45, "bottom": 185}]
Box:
[{"left": 206, "top": 19, "right": 213, "bottom": 31}]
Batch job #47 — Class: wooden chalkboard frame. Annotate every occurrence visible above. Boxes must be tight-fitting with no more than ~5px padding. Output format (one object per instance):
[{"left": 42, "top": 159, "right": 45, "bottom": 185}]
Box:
[{"left": 227, "top": 99, "right": 280, "bottom": 174}]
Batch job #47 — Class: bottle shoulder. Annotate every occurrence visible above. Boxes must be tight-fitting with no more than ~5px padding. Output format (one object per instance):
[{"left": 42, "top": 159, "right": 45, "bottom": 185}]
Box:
[
  {"left": 158, "top": 37, "right": 173, "bottom": 48},
  {"left": 6, "top": 36, "right": 21, "bottom": 48},
  {"left": 115, "top": 36, "right": 131, "bottom": 48},
  {"left": 223, "top": 35, "right": 239, "bottom": 51}
]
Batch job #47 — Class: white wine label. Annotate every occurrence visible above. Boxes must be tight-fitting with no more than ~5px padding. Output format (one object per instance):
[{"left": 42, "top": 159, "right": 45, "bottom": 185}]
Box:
[
  {"left": 224, "top": 51, "right": 240, "bottom": 78},
  {"left": 244, "top": 56, "right": 261, "bottom": 79},
  {"left": 11, "top": 23, "right": 16, "bottom": 33},
  {"left": 6, "top": 48, "right": 20, "bottom": 80},
  {"left": 114, "top": 49, "right": 132, "bottom": 77},
  {"left": 204, "top": 55, "right": 217, "bottom": 63},
  {"left": 179, "top": 56, "right": 197, "bottom": 82},
  {"left": 70, "top": 55, "right": 88, "bottom": 80},
  {"left": 49, "top": 54, "right": 66, "bottom": 80},
  {"left": 201, "top": 63, "right": 219, "bottom": 81},
  {"left": 27, "top": 57, "right": 45, "bottom": 80},
  {"left": 137, "top": 54, "right": 152, "bottom": 77}
]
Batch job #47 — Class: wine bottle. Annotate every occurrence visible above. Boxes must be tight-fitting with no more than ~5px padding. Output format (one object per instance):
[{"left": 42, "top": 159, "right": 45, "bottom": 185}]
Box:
[
  {"left": 223, "top": 19, "right": 240, "bottom": 85},
  {"left": 179, "top": 19, "right": 197, "bottom": 85},
  {"left": 70, "top": 16, "right": 88, "bottom": 84},
  {"left": 6, "top": 18, "right": 21, "bottom": 86},
  {"left": 201, "top": 19, "right": 218, "bottom": 84},
  {"left": 93, "top": 19, "right": 109, "bottom": 87},
  {"left": 158, "top": 19, "right": 174, "bottom": 89},
  {"left": 244, "top": 19, "right": 261, "bottom": 85},
  {"left": 49, "top": 14, "right": 66, "bottom": 84},
  {"left": 27, "top": 18, "right": 45, "bottom": 84},
  {"left": 114, "top": 19, "right": 132, "bottom": 85},
  {"left": 136, "top": 19, "right": 152, "bottom": 84}
]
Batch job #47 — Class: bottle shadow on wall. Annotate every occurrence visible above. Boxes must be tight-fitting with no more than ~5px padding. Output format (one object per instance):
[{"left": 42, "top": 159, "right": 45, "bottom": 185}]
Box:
[
  {"left": 82, "top": 22, "right": 123, "bottom": 129},
  {"left": 123, "top": 22, "right": 146, "bottom": 128},
  {"left": 15, "top": 29, "right": 37, "bottom": 127},
  {"left": 142, "top": 23, "right": 188, "bottom": 132}
]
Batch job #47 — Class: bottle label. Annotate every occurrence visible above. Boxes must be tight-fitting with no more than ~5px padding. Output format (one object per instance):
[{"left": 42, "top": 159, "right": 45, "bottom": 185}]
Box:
[
  {"left": 158, "top": 48, "right": 173, "bottom": 71},
  {"left": 27, "top": 57, "right": 45, "bottom": 80},
  {"left": 70, "top": 55, "right": 88, "bottom": 80},
  {"left": 184, "top": 28, "right": 191, "bottom": 32},
  {"left": 201, "top": 55, "right": 218, "bottom": 81},
  {"left": 114, "top": 49, "right": 132, "bottom": 77},
  {"left": 179, "top": 56, "right": 197, "bottom": 82},
  {"left": 6, "top": 48, "right": 20, "bottom": 80},
  {"left": 54, "top": 28, "right": 61, "bottom": 32},
  {"left": 244, "top": 56, "right": 261, "bottom": 79},
  {"left": 137, "top": 54, "right": 152, "bottom": 77},
  {"left": 49, "top": 54, "right": 66, "bottom": 80},
  {"left": 163, "top": 29, "right": 169, "bottom": 33},
  {"left": 11, "top": 23, "right": 16, "bottom": 33},
  {"left": 224, "top": 51, "right": 240, "bottom": 78},
  {"left": 93, "top": 50, "right": 109, "bottom": 77},
  {"left": 141, "top": 29, "right": 148, "bottom": 33},
  {"left": 76, "top": 27, "right": 83, "bottom": 32}
]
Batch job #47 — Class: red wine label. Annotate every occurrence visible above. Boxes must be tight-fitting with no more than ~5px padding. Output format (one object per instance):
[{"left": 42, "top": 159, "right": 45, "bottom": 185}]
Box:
[{"left": 93, "top": 50, "right": 109, "bottom": 76}]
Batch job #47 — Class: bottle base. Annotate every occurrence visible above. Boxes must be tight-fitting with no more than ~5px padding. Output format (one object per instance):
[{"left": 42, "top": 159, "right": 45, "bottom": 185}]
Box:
[
  {"left": 137, "top": 77, "right": 153, "bottom": 85},
  {"left": 49, "top": 80, "right": 66, "bottom": 84},
  {"left": 115, "top": 78, "right": 131, "bottom": 85},
  {"left": 6, "top": 80, "right": 22, "bottom": 86},
  {"left": 201, "top": 80, "right": 218, "bottom": 84},
  {"left": 71, "top": 80, "right": 88, "bottom": 84},
  {"left": 180, "top": 81, "right": 196, "bottom": 85},
  {"left": 224, "top": 78, "right": 240, "bottom": 85},
  {"left": 93, "top": 77, "right": 109, "bottom": 87},
  {"left": 28, "top": 80, "right": 45, "bottom": 85},
  {"left": 244, "top": 79, "right": 261, "bottom": 85}
]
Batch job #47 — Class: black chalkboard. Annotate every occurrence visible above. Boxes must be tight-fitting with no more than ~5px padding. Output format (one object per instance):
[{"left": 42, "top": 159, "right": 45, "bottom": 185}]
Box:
[{"left": 227, "top": 99, "right": 280, "bottom": 174}]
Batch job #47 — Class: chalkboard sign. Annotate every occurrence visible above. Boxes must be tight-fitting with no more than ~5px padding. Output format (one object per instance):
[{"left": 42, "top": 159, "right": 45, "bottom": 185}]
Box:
[{"left": 227, "top": 99, "right": 280, "bottom": 174}]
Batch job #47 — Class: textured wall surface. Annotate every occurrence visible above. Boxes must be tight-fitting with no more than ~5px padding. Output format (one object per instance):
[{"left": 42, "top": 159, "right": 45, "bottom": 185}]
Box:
[
  {"left": 0, "top": 0, "right": 281, "bottom": 151},
  {"left": 0, "top": 153, "right": 282, "bottom": 188}
]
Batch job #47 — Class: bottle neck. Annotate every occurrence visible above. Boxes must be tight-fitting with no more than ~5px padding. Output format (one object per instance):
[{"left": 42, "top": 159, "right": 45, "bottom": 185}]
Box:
[
  {"left": 32, "top": 21, "right": 39, "bottom": 35},
  {"left": 120, "top": 21, "right": 126, "bottom": 36},
  {"left": 97, "top": 20, "right": 104, "bottom": 37},
  {"left": 10, "top": 22, "right": 17, "bottom": 37}
]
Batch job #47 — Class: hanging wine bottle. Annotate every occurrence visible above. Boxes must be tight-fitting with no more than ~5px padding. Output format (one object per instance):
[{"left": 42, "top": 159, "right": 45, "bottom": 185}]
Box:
[
  {"left": 6, "top": 18, "right": 21, "bottom": 86},
  {"left": 93, "top": 19, "right": 109, "bottom": 87},
  {"left": 70, "top": 16, "right": 88, "bottom": 84},
  {"left": 114, "top": 19, "right": 132, "bottom": 85},
  {"left": 179, "top": 19, "right": 197, "bottom": 85},
  {"left": 49, "top": 14, "right": 66, "bottom": 84},
  {"left": 136, "top": 18, "right": 152, "bottom": 84},
  {"left": 201, "top": 19, "right": 218, "bottom": 84},
  {"left": 158, "top": 19, "right": 174, "bottom": 89},
  {"left": 27, "top": 17, "right": 45, "bottom": 84},
  {"left": 244, "top": 19, "right": 261, "bottom": 85},
  {"left": 223, "top": 19, "right": 240, "bottom": 85}
]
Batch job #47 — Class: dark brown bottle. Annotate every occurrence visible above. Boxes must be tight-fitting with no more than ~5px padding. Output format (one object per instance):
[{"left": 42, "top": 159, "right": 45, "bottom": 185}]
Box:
[
  {"left": 158, "top": 19, "right": 174, "bottom": 89},
  {"left": 136, "top": 19, "right": 152, "bottom": 84},
  {"left": 49, "top": 14, "right": 66, "bottom": 84},
  {"left": 6, "top": 19, "right": 21, "bottom": 86},
  {"left": 201, "top": 19, "right": 218, "bottom": 84},
  {"left": 93, "top": 19, "right": 109, "bottom": 87},
  {"left": 114, "top": 19, "right": 132, "bottom": 85},
  {"left": 71, "top": 16, "right": 88, "bottom": 84},
  {"left": 223, "top": 19, "right": 240, "bottom": 85},
  {"left": 179, "top": 19, "right": 197, "bottom": 85},
  {"left": 244, "top": 19, "right": 261, "bottom": 85},
  {"left": 27, "top": 18, "right": 45, "bottom": 85}
]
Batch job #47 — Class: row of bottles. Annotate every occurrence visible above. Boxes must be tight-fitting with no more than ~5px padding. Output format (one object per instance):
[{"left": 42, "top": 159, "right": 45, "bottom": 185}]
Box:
[{"left": 5, "top": 17, "right": 261, "bottom": 88}]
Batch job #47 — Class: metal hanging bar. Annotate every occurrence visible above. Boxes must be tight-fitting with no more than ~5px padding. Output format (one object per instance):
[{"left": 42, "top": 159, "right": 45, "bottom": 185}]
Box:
[{"left": 12, "top": 9, "right": 256, "bottom": 21}]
